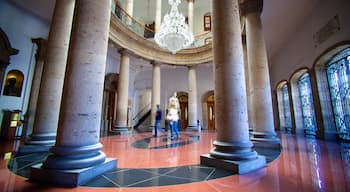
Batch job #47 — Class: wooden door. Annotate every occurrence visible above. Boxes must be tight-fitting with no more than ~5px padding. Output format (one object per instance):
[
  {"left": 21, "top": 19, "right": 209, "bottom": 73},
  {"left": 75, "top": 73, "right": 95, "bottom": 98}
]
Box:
[
  {"left": 207, "top": 101, "right": 215, "bottom": 130},
  {"left": 179, "top": 101, "right": 188, "bottom": 130}
]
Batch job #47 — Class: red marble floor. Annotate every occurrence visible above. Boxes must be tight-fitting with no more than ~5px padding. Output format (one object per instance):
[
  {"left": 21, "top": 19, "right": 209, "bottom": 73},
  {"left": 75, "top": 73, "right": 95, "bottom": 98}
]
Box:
[{"left": 0, "top": 131, "right": 349, "bottom": 192}]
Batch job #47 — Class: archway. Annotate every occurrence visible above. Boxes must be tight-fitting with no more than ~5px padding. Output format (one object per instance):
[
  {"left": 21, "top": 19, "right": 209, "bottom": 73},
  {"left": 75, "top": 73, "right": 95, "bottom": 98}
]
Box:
[
  {"left": 176, "top": 91, "right": 188, "bottom": 130},
  {"left": 3, "top": 70, "right": 24, "bottom": 97},
  {"left": 313, "top": 42, "right": 350, "bottom": 140}
]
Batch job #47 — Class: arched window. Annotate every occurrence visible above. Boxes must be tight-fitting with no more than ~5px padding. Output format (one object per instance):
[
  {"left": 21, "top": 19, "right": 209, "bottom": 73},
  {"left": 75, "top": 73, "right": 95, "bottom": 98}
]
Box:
[
  {"left": 297, "top": 73, "right": 317, "bottom": 135},
  {"left": 282, "top": 84, "right": 292, "bottom": 131},
  {"left": 3, "top": 70, "right": 24, "bottom": 97},
  {"left": 326, "top": 48, "right": 350, "bottom": 140}
]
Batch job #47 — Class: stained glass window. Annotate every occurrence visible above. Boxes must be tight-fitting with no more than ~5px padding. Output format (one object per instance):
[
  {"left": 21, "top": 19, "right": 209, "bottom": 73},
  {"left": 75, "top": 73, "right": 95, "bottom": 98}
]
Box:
[
  {"left": 326, "top": 48, "right": 350, "bottom": 140},
  {"left": 282, "top": 84, "right": 292, "bottom": 131},
  {"left": 298, "top": 73, "right": 317, "bottom": 135}
]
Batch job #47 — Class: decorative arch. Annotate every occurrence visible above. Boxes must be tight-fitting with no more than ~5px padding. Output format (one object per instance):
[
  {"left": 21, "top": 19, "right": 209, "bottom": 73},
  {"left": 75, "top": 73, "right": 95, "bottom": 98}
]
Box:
[
  {"left": 312, "top": 41, "right": 350, "bottom": 140},
  {"left": 3, "top": 70, "right": 24, "bottom": 97},
  {"left": 175, "top": 91, "right": 188, "bottom": 129},
  {"left": 201, "top": 90, "right": 214, "bottom": 130},
  {"left": 276, "top": 80, "right": 292, "bottom": 131},
  {"left": 290, "top": 68, "right": 318, "bottom": 136},
  {"left": 0, "top": 28, "right": 19, "bottom": 94}
]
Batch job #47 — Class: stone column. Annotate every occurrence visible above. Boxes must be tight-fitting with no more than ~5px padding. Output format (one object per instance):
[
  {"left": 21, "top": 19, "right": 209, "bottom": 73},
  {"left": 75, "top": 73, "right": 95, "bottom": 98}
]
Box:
[
  {"left": 188, "top": 0, "right": 194, "bottom": 32},
  {"left": 30, "top": 0, "right": 116, "bottom": 187},
  {"left": 112, "top": 49, "right": 130, "bottom": 133},
  {"left": 22, "top": 38, "right": 47, "bottom": 139},
  {"left": 155, "top": 0, "right": 162, "bottom": 32},
  {"left": 200, "top": 0, "right": 265, "bottom": 174},
  {"left": 125, "top": 0, "right": 133, "bottom": 25},
  {"left": 25, "top": 0, "right": 75, "bottom": 150},
  {"left": 150, "top": 62, "right": 161, "bottom": 131},
  {"left": 242, "top": 0, "right": 280, "bottom": 148},
  {"left": 187, "top": 65, "right": 198, "bottom": 130}
]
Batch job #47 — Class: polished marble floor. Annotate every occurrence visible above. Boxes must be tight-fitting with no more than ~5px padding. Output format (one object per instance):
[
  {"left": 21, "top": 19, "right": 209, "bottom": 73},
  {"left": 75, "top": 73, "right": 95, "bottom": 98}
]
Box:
[{"left": 0, "top": 131, "right": 349, "bottom": 191}]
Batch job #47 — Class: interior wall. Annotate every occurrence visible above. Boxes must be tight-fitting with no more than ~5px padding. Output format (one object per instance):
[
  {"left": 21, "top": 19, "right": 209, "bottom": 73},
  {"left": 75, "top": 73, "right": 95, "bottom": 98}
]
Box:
[
  {"left": 269, "top": 0, "right": 350, "bottom": 88},
  {"left": 0, "top": 0, "right": 50, "bottom": 130}
]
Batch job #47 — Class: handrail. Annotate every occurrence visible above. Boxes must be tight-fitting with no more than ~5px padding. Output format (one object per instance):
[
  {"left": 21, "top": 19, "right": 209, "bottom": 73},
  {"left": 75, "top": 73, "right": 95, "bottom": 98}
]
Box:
[
  {"left": 113, "top": 3, "right": 212, "bottom": 46},
  {"left": 132, "top": 103, "right": 151, "bottom": 121}
]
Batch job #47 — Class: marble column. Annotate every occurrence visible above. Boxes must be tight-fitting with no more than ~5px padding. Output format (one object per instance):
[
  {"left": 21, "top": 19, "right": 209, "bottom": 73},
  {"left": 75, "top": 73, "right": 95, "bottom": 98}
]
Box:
[
  {"left": 243, "top": 0, "right": 280, "bottom": 148},
  {"left": 30, "top": 0, "right": 116, "bottom": 187},
  {"left": 155, "top": 0, "right": 162, "bottom": 32},
  {"left": 150, "top": 62, "right": 161, "bottom": 132},
  {"left": 200, "top": 0, "right": 265, "bottom": 174},
  {"left": 112, "top": 49, "right": 130, "bottom": 133},
  {"left": 24, "top": 0, "right": 75, "bottom": 150},
  {"left": 125, "top": 0, "right": 133, "bottom": 25},
  {"left": 187, "top": 0, "right": 194, "bottom": 32},
  {"left": 22, "top": 38, "right": 47, "bottom": 139},
  {"left": 187, "top": 65, "right": 198, "bottom": 130}
]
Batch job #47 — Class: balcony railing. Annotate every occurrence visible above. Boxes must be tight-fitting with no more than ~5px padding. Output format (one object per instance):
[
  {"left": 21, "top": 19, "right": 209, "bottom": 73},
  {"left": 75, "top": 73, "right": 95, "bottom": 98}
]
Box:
[{"left": 112, "top": 3, "right": 212, "bottom": 49}]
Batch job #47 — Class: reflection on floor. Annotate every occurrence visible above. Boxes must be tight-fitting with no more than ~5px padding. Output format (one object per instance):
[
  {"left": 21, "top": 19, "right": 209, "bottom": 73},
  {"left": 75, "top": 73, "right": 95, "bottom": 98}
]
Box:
[
  {"left": 0, "top": 131, "right": 349, "bottom": 191},
  {"left": 7, "top": 133, "right": 280, "bottom": 187}
]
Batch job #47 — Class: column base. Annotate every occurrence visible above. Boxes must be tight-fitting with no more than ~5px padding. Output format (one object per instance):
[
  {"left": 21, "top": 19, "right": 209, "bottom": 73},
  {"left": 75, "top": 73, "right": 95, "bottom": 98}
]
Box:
[
  {"left": 30, "top": 158, "right": 117, "bottom": 187},
  {"left": 186, "top": 125, "right": 199, "bottom": 131},
  {"left": 251, "top": 131, "right": 281, "bottom": 149},
  {"left": 17, "top": 145, "right": 51, "bottom": 155},
  {"left": 111, "top": 126, "right": 132, "bottom": 135},
  {"left": 26, "top": 133, "right": 56, "bottom": 145},
  {"left": 200, "top": 154, "right": 266, "bottom": 174}
]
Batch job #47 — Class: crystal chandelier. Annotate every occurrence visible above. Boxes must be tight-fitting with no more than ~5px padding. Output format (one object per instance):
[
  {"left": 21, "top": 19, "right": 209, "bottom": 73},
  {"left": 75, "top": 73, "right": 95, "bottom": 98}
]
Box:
[{"left": 155, "top": 0, "right": 194, "bottom": 54}]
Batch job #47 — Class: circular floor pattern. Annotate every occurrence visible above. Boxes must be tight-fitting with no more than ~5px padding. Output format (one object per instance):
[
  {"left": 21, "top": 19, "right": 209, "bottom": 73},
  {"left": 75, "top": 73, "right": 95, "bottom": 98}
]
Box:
[{"left": 8, "top": 148, "right": 280, "bottom": 188}]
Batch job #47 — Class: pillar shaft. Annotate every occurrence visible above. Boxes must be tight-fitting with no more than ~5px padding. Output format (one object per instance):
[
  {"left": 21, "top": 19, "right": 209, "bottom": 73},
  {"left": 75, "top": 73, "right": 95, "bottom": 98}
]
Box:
[
  {"left": 188, "top": 65, "right": 198, "bottom": 129},
  {"left": 201, "top": 0, "right": 265, "bottom": 174},
  {"left": 113, "top": 50, "right": 130, "bottom": 132},
  {"left": 24, "top": 38, "right": 47, "bottom": 138},
  {"left": 188, "top": 0, "right": 194, "bottom": 32},
  {"left": 245, "top": 0, "right": 280, "bottom": 147},
  {"left": 151, "top": 62, "right": 161, "bottom": 127},
  {"left": 45, "top": 0, "right": 111, "bottom": 167},
  {"left": 155, "top": 0, "right": 162, "bottom": 32},
  {"left": 126, "top": 0, "right": 133, "bottom": 16},
  {"left": 30, "top": 1, "right": 116, "bottom": 187},
  {"left": 28, "top": 0, "right": 75, "bottom": 145}
]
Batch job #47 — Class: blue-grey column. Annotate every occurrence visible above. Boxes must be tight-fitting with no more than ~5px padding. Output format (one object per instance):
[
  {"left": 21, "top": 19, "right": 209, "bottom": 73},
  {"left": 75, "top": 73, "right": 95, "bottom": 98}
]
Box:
[
  {"left": 200, "top": 0, "right": 265, "bottom": 174},
  {"left": 150, "top": 62, "right": 161, "bottom": 131},
  {"left": 244, "top": 0, "right": 280, "bottom": 148},
  {"left": 30, "top": 0, "right": 116, "bottom": 187},
  {"left": 25, "top": 0, "right": 75, "bottom": 147}
]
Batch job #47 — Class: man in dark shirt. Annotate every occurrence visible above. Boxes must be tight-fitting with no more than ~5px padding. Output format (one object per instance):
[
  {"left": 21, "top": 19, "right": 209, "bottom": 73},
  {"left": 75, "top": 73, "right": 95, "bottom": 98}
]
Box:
[{"left": 154, "top": 105, "right": 162, "bottom": 137}]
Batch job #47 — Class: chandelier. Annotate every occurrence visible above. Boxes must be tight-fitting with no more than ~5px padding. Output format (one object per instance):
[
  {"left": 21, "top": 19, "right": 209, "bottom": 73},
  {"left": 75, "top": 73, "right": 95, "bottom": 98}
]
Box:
[{"left": 155, "top": 0, "right": 194, "bottom": 54}]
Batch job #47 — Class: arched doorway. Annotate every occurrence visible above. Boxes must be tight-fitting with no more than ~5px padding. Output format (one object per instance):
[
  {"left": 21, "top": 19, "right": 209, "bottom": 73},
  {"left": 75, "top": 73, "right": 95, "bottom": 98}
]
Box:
[
  {"left": 3, "top": 70, "right": 24, "bottom": 97},
  {"left": 207, "top": 94, "right": 215, "bottom": 130},
  {"left": 176, "top": 92, "right": 188, "bottom": 130}
]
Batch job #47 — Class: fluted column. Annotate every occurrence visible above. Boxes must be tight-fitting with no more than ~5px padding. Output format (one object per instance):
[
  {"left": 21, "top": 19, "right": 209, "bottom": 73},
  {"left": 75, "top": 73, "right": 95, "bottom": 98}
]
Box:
[
  {"left": 30, "top": 0, "right": 116, "bottom": 187},
  {"left": 200, "top": 0, "right": 265, "bottom": 174},
  {"left": 150, "top": 62, "right": 161, "bottom": 131},
  {"left": 188, "top": 0, "right": 194, "bottom": 32},
  {"left": 112, "top": 49, "right": 130, "bottom": 133},
  {"left": 155, "top": 0, "right": 162, "bottom": 32},
  {"left": 187, "top": 65, "right": 198, "bottom": 130},
  {"left": 243, "top": 0, "right": 280, "bottom": 148},
  {"left": 25, "top": 0, "right": 75, "bottom": 147}
]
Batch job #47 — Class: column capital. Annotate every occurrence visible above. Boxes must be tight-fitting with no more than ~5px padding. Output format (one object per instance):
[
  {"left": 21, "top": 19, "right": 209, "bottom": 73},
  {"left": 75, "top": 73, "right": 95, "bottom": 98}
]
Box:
[
  {"left": 118, "top": 48, "right": 132, "bottom": 56},
  {"left": 188, "top": 65, "right": 197, "bottom": 70},
  {"left": 240, "top": 0, "right": 263, "bottom": 16},
  {"left": 150, "top": 60, "right": 162, "bottom": 66},
  {"left": 32, "top": 38, "right": 47, "bottom": 62}
]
